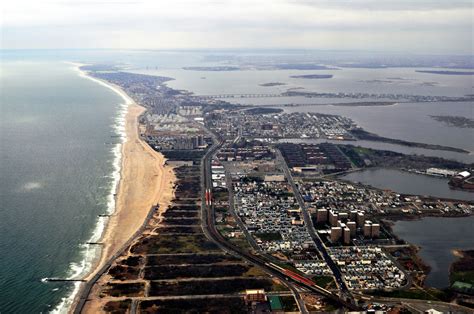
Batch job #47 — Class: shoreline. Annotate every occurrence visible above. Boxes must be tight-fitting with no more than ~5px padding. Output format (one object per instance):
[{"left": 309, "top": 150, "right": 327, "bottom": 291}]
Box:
[
  {"left": 387, "top": 217, "right": 474, "bottom": 289},
  {"left": 452, "top": 249, "right": 464, "bottom": 258},
  {"left": 59, "top": 63, "right": 176, "bottom": 313}
]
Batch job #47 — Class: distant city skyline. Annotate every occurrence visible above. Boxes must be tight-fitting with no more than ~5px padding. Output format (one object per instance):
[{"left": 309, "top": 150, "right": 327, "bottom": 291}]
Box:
[{"left": 1, "top": 0, "right": 473, "bottom": 54}]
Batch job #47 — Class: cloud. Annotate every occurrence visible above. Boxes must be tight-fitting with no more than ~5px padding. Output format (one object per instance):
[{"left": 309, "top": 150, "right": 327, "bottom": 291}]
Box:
[
  {"left": 0, "top": 0, "right": 472, "bottom": 53},
  {"left": 290, "top": 0, "right": 474, "bottom": 11}
]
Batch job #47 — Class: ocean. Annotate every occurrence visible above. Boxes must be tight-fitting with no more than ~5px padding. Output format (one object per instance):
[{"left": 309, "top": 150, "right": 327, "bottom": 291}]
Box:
[{"left": 0, "top": 61, "right": 126, "bottom": 312}]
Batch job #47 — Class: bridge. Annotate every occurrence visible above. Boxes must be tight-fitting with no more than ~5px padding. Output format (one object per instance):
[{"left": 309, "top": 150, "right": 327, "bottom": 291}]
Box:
[{"left": 194, "top": 93, "right": 284, "bottom": 99}]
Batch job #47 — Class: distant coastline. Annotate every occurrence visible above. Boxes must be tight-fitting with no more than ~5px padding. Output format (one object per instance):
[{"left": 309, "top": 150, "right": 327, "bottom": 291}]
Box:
[
  {"left": 183, "top": 66, "right": 240, "bottom": 71},
  {"left": 350, "top": 128, "right": 470, "bottom": 154},
  {"left": 331, "top": 101, "right": 397, "bottom": 107},
  {"left": 416, "top": 70, "right": 474, "bottom": 75},
  {"left": 430, "top": 115, "right": 474, "bottom": 129}
]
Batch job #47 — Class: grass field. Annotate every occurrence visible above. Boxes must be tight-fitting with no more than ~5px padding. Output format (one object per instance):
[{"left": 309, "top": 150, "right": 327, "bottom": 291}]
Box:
[
  {"left": 368, "top": 287, "right": 452, "bottom": 302},
  {"left": 451, "top": 270, "right": 474, "bottom": 285}
]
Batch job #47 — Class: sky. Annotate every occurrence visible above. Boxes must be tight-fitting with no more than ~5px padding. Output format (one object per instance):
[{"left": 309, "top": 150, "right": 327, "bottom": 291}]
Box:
[{"left": 1, "top": 0, "right": 473, "bottom": 54}]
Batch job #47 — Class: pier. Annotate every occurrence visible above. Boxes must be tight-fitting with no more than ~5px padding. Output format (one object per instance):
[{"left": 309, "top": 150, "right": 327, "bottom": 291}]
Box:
[{"left": 43, "top": 278, "right": 87, "bottom": 282}]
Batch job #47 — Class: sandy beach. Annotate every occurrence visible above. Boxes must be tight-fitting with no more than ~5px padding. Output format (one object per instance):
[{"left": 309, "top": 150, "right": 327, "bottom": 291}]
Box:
[
  {"left": 85, "top": 101, "right": 175, "bottom": 281},
  {"left": 70, "top": 66, "right": 176, "bottom": 313}
]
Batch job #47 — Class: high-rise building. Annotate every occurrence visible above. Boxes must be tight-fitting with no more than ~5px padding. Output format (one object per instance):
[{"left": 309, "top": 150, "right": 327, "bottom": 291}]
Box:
[
  {"left": 197, "top": 135, "right": 205, "bottom": 147},
  {"left": 343, "top": 227, "right": 351, "bottom": 245},
  {"left": 329, "top": 210, "right": 338, "bottom": 227},
  {"left": 316, "top": 208, "right": 328, "bottom": 223},
  {"left": 357, "top": 212, "right": 365, "bottom": 227},
  {"left": 330, "top": 227, "right": 342, "bottom": 243},
  {"left": 350, "top": 210, "right": 358, "bottom": 220},
  {"left": 371, "top": 223, "right": 380, "bottom": 238},
  {"left": 339, "top": 212, "right": 349, "bottom": 222},
  {"left": 191, "top": 136, "right": 198, "bottom": 148},
  {"left": 347, "top": 221, "right": 356, "bottom": 236},
  {"left": 363, "top": 221, "right": 372, "bottom": 238}
]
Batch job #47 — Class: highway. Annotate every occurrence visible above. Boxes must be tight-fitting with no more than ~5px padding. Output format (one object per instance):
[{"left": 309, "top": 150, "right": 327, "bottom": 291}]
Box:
[
  {"left": 199, "top": 135, "right": 359, "bottom": 311},
  {"left": 275, "top": 148, "right": 355, "bottom": 304}
]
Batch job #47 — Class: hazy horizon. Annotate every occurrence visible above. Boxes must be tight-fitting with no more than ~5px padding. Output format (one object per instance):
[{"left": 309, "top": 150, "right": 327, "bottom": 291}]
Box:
[
  {"left": 0, "top": 48, "right": 473, "bottom": 55},
  {"left": 1, "top": 0, "right": 473, "bottom": 54}
]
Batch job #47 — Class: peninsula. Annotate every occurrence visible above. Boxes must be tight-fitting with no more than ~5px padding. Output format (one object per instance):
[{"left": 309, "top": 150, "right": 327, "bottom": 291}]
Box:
[
  {"left": 72, "top": 67, "right": 474, "bottom": 314},
  {"left": 416, "top": 70, "right": 474, "bottom": 75},
  {"left": 290, "top": 74, "right": 333, "bottom": 79}
]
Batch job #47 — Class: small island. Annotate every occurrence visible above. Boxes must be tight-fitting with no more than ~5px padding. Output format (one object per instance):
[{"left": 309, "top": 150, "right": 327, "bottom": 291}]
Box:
[
  {"left": 430, "top": 115, "right": 474, "bottom": 129},
  {"left": 259, "top": 82, "right": 286, "bottom": 87},
  {"left": 290, "top": 74, "right": 333, "bottom": 79},
  {"left": 416, "top": 70, "right": 474, "bottom": 75},
  {"left": 276, "top": 64, "right": 338, "bottom": 70}
]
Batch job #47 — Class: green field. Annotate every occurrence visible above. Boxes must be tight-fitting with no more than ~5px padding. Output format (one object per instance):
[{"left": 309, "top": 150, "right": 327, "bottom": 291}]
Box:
[
  {"left": 368, "top": 288, "right": 452, "bottom": 302},
  {"left": 451, "top": 271, "right": 474, "bottom": 285}
]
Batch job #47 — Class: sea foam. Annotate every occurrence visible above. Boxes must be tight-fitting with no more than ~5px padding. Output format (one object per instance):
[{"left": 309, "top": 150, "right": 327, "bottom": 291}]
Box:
[
  {"left": 51, "top": 63, "right": 130, "bottom": 314},
  {"left": 21, "top": 181, "right": 42, "bottom": 191}
]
